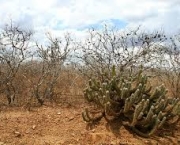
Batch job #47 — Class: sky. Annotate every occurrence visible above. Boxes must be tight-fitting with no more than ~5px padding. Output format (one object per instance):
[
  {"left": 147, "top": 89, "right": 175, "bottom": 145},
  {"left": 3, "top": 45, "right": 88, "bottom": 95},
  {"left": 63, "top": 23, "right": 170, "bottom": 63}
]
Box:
[{"left": 0, "top": 0, "right": 180, "bottom": 41}]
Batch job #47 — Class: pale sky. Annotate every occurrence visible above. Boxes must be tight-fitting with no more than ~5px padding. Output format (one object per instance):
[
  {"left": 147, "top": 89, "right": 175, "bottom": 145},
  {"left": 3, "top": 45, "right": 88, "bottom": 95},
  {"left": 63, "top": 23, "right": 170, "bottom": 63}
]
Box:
[{"left": 0, "top": 0, "right": 180, "bottom": 40}]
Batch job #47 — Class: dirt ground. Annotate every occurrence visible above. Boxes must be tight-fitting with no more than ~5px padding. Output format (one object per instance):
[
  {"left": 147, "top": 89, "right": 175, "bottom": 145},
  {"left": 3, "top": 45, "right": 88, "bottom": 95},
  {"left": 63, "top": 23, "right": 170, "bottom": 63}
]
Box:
[{"left": 0, "top": 103, "right": 180, "bottom": 145}]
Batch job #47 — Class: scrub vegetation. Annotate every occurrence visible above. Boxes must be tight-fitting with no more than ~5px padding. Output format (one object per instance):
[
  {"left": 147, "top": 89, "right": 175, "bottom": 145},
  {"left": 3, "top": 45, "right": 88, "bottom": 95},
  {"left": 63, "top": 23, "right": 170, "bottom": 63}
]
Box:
[{"left": 0, "top": 21, "right": 180, "bottom": 144}]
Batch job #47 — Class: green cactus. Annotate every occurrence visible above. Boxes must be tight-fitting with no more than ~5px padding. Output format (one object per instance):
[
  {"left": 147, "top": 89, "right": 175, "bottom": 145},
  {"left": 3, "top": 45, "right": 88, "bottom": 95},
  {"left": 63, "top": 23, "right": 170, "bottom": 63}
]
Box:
[{"left": 82, "top": 66, "right": 180, "bottom": 137}]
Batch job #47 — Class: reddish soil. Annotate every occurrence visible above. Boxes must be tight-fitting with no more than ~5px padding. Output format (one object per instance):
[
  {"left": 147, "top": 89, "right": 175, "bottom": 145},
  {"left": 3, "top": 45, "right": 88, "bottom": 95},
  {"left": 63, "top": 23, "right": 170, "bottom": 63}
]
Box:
[{"left": 0, "top": 104, "right": 180, "bottom": 145}]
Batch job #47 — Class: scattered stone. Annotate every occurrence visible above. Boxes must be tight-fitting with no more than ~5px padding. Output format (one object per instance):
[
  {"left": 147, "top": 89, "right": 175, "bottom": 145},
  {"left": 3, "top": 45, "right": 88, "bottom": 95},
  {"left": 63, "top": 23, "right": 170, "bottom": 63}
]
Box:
[
  {"left": 0, "top": 142, "right": 5, "bottom": 145},
  {"left": 71, "top": 133, "right": 75, "bottom": 137},
  {"left": 144, "top": 140, "right": 151, "bottom": 145},
  {"left": 68, "top": 117, "right": 74, "bottom": 121},
  {"left": 14, "top": 131, "right": 21, "bottom": 137},
  {"left": 25, "top": 130, "right": 30, "bottom": 134},
  {"left": 110, "top": 141, "right": 117, "bottom": 145},
  {"left": 76, "top": 138, "right": 80, "bottom": 141},
  {"left": 91, "top": 129, "right": 95, "bottom": 132},
  {"left": 32, "top": 125, "right": 36, "bottom": 130},
  {"left": 119, "top": 142, "right": 128, "bottom": 145},
  {"left": 57, "top": 112, "right": 61, "bottom": 115}
]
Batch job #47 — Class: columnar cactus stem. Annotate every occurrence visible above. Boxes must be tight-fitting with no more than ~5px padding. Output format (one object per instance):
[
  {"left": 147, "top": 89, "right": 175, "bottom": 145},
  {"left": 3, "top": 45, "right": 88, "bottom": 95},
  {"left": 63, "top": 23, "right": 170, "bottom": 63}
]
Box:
[{"left": 82, "top": 66, "right": 180, "bottom": 137}]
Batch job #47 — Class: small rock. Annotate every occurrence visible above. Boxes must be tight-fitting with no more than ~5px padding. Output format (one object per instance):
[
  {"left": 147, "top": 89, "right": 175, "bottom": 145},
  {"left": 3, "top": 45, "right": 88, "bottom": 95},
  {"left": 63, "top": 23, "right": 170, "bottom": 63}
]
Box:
[
  {"left": 76, "top": 138, "right": 80, "bottom": 141},
  {"left": 68, "top": 117, "right": 74, "bottom": 121},
  {"left": 91, "top": 129, "right": 95, "bottom": 132},
  {"left": 71, "top": 133, "right": 75, "bottom": 137},
  {"left": 110, "top": 141, "right": 117, "bottom": 145},
  {"left": 57, "top": 112, "right": 61, "bottom": 115},
  {"left": 14, "top": 131, "right": 21, "bottom": 137},
  {"left": 32, "top": 125, "right": 36, "bottom": 130},
  {"left": 119, "top": 142, "right": 128, "bottom": 145},
  {"left": 144, "top": 140, "right": 151, "bottom": 144},
  {"left": 25, "top": 130, "right": 30, "bottom": 134}
]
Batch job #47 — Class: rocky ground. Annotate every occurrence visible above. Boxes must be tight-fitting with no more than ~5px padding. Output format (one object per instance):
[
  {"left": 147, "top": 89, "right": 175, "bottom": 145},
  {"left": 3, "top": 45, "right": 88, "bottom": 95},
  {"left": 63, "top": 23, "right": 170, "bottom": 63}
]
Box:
[{"left": 0, "top": 104, "right": 180, "bottom": 145}]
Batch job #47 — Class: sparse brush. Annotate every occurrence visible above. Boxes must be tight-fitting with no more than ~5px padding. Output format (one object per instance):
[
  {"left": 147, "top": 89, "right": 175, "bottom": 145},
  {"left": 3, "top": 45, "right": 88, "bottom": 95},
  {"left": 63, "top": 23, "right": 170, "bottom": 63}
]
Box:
[{"left": 82, "top": 65, "right": 180, "bottom": 137}]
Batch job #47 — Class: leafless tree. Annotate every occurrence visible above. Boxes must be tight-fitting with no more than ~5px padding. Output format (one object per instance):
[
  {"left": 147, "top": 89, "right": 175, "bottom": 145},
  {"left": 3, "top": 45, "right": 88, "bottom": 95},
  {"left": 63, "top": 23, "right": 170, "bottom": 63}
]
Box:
[
  {"left": 0, "top": 21, "right": 33, "bottom": 104},
  {"left": 151, "top": 35, "right": 180, "bottom": 98},
  {"left": 23, "top": 32, "right": 72, "bottom": 105},
  {"left": 76, "top": 26, "right": 167, "bottom": 78}
]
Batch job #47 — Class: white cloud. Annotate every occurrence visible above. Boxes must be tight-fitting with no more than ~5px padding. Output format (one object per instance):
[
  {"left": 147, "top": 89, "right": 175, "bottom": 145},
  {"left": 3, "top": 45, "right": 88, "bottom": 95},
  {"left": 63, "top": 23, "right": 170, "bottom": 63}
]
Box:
[{"left": 0, "top": 0, "right": 179, "bottom": 41}]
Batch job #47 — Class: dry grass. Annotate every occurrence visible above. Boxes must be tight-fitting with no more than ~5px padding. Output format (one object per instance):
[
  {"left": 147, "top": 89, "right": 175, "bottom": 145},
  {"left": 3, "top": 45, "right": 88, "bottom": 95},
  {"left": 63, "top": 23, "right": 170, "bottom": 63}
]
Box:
[
  {"left": 0, "top": 67, "right": 180, "bottom": 144},
  {"left": 0, "top": 65, "right": 86, "bottom": 107}
]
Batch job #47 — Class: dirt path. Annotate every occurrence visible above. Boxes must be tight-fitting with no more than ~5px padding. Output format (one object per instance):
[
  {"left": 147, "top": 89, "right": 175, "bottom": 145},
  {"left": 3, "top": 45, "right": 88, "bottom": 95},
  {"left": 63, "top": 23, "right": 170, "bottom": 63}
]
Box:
[{"left": 0, "top": 105, "right": 179, "bottom": 145}]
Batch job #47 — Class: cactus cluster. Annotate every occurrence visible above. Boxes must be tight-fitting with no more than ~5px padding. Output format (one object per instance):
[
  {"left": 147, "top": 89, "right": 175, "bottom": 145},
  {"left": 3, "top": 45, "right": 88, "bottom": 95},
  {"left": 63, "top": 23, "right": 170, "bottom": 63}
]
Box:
[{"left": 82, "top": 66, "right": 180, "bottom": 137}]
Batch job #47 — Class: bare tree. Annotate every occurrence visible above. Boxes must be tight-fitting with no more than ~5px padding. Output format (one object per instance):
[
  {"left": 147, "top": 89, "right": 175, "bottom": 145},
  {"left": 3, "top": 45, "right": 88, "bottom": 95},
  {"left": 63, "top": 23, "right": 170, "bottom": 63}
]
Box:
[
  {"left": 0, "top": 21, "right": 33, "bottom": 104},
  {"left": 76, "top": 26, "right": 166, "bottom": 78},
  {"left": 23, "top": 33, "right": 72, "bottom": 105},
  {"left": 151, "top": 35, "right": 180, "bottom": 98}
]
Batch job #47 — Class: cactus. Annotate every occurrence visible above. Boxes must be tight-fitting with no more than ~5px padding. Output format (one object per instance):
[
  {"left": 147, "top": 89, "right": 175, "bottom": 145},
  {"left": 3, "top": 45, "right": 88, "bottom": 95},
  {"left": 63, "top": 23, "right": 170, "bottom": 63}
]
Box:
[{"left": 82, "top": 66, "right": 180, "bottom": 137}]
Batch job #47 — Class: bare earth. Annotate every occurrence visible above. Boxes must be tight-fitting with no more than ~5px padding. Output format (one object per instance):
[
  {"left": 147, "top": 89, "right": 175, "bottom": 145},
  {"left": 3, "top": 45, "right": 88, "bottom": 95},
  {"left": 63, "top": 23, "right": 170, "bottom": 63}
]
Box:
[{"left": 0, "top": 104, "right": 180, "bottom": 145}]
